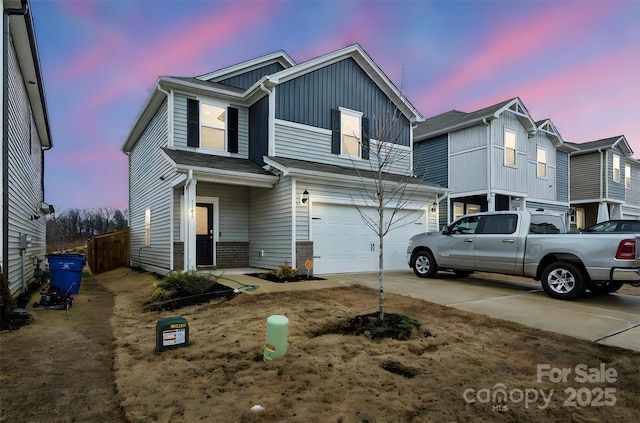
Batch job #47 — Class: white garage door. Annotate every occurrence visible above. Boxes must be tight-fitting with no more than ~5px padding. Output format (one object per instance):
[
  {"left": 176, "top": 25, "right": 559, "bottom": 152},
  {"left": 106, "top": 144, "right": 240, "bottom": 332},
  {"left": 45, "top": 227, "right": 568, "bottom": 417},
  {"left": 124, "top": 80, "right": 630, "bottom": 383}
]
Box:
[{"left": 311, "top": 203, "right": 425, "bottom": 274}]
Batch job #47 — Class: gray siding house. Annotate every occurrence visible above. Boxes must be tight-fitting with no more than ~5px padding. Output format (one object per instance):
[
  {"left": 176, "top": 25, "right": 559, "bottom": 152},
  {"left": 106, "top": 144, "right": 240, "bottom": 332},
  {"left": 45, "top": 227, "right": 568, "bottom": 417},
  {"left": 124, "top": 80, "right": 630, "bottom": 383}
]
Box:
[
  {"left": 414, "top": 98, "right": 575, "bottom": 227},
  {"left": 122, "top": 44, "right": 444, "bottom": 275},
  {"left": 1, "top": 0, "right": 54, "bottom": 295},
  {"left": 567, "top": 136, "right": 638, "bottom": 227}
]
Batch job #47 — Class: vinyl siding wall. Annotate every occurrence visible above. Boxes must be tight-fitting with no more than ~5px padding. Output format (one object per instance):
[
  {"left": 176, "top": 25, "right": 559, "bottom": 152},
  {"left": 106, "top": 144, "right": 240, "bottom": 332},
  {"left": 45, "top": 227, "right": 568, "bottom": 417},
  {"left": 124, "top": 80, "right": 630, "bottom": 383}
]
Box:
[
  {"left": 4, "top": 38, "right": 46, "bottom": 295},
  {"left": 274, "top": 120, "right": 412, "bottom": 174},
  {"left": 606, "top": 148, "right": 626, "bottom": 201},
  {"left": 249, "top": 178, "right": 293, "bottom": 269},
  {"left": 275, "top": 58, "right": 411, "bottom": 148},
  {"left": 555, "top": 151, "right": 569, "bottom": 203},
  {"left": 449, "top": 125, "right": 487, "bottom": 192},
  {"left": 491, "top": 113, "right": 528, "bottom": 194},
  {"left": 570, "top": 153, "right": 602, "bottom": 201},
  {"left": 413, "top": 134, "right": 448, "bottom": 186},
  {"left": 173, "top": 92, "right": 249, "bottom": 158},
  {"left": 217, "top": 63, "right": 286, "bottom": 90},
  {"left": 526, "top": 131, "right": 558, "bottom": 202},
  {"left": 128, "top": 102, "right": 173, "bottom": 272}
]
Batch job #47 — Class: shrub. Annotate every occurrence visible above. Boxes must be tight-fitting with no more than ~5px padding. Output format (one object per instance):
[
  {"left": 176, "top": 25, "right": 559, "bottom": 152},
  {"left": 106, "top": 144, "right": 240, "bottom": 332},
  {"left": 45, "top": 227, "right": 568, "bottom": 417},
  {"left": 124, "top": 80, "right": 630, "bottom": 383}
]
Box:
[
  {"left": 275, "top": 264, "right": 298, "bottom": 280},
  {"left": 152, "top": 270, "right": 222, "bottom": 301}
]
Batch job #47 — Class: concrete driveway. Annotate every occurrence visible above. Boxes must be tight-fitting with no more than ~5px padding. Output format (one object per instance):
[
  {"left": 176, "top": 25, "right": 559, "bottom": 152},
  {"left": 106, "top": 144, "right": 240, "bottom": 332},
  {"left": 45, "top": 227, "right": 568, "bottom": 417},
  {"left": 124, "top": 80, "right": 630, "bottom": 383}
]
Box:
[{"left": 321, "top": 270, "right": 640, "bottom": 352}]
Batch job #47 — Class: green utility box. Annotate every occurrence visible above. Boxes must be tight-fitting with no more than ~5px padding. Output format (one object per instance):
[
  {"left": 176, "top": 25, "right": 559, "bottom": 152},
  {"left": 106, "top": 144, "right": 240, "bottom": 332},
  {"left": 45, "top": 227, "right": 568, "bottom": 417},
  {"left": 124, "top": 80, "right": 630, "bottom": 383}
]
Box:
[{"left": 155, "top": 316, "right": 189, "bottom": 353}]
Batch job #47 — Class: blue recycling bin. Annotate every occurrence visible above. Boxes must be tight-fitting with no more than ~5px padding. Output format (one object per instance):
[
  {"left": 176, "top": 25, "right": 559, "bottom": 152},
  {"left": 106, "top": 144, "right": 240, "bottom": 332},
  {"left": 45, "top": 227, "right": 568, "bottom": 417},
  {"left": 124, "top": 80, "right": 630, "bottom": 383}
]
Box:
[{"left": 46, "top": 254, "right": 86, "bottom": 296}]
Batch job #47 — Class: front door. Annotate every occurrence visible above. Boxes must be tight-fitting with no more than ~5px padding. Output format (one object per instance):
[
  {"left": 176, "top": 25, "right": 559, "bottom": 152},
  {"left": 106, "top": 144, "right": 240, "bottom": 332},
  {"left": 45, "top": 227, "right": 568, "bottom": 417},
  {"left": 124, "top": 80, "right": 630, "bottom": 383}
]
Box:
[{"left": 196, "top": 203, "right": 214, "bottom": 266}]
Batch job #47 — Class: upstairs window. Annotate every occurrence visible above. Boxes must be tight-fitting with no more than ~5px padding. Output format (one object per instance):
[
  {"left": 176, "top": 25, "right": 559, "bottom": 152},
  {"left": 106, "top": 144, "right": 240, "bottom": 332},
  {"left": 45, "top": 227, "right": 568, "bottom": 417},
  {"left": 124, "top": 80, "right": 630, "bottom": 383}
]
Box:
[
  {"left": 331, "top": 108, "right": 369, "bottom": 160},
  {"left": 341, "top": 110, "right": 361, "bottom": 158},
  {"left": 201, "top": 104, "right": 226, "bottom": 150},
  {"left": 504, "top": 130, "right": 516, "bottom": 166},
  {"left": 625, "top": 164, "right": 631, "bottom": 188},
  {"left": 187, "top": 99, "right": 238, "bottom": 153},
  {"left": 613, "top": 154, "right": 620, "bottom": 182},
  {"left": 537, "top": 147, "right": 547, "bottom": 178}
]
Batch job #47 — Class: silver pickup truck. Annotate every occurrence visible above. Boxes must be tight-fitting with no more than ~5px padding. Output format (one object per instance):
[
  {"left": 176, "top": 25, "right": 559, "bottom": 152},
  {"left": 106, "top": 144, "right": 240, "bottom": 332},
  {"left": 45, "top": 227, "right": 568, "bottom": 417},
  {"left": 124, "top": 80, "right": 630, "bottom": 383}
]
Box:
[{"left": 406, "top": 211, "right": 640, "bottom": 300}]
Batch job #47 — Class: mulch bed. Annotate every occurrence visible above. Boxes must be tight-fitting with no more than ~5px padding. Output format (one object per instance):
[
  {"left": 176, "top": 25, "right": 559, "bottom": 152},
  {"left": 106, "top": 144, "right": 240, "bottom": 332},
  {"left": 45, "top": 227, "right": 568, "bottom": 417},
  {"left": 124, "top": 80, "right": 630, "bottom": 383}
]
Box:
[{"left": 246, "top": 273, "right": 324, "bottom": 283}]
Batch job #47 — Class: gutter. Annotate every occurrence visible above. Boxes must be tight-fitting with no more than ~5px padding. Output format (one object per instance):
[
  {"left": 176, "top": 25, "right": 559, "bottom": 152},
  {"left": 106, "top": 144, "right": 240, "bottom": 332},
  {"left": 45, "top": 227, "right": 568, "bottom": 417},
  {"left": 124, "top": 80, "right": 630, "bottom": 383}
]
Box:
[{"left": 3, "top": 0, "right": 29, "bottom": 276}]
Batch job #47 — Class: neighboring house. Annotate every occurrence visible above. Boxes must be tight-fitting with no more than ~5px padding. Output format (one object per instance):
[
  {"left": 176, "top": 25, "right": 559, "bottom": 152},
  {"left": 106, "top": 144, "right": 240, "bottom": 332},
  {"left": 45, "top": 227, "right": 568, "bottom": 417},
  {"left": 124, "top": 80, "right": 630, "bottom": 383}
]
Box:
[
  {"left": 414, "top": 97, "right": 575, "bottom": 227},
  {"left": 1, "top": 0, "right": 54, "bottom": 295},
  {"left": 122, "top": 44, "right": 444, "bottom": 275},
  {"left": 567, "top": 136, "right": 639, "bottom": 228}
]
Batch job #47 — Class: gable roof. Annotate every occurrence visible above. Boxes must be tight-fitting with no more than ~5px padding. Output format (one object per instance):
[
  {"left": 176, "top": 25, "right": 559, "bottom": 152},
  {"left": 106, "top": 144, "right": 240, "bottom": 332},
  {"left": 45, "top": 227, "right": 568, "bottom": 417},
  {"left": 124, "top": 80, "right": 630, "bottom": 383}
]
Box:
[
  {"left": 414, "top": 97, "right": 536, "bottom": 141},
  {"left": 566, "top": 135, "right": 633, "bottom": 157},
  {"left": 196, "top": 50, "right": 296, "bottom": 82},
  {"left": 5, "top": 0, "right": 52, "bottom": 148}
]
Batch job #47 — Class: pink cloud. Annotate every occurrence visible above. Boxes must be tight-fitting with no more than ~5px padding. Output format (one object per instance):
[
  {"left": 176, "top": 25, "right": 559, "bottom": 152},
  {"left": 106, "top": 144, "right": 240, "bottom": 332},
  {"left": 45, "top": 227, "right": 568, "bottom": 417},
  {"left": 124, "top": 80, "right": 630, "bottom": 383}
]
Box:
[{"left": 416, "top": 1, "right": 617, "bottom": 110}]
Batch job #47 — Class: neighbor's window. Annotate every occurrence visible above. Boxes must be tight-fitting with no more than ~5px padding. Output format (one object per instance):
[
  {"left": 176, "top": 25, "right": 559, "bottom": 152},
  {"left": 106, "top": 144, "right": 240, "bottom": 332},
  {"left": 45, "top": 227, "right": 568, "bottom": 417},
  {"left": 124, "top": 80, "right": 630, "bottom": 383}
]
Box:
[
  {"left": 341, "top": 109, "right": 361, "bottom": 158},
  {"left": 201, "top": 103, "right": 226, "bottom": 150},
  {"left": 504, "top": 130, "right": 516, "bottom": 166},
  {"left": 537, "top": 147, "right": 547, "bottom": 178},
  {"left": 466, "top": 204, "right": 481, "bottom": 214},
  {"left": 145, "top": 208, "right": 151, "bottom": 246},
  {"left": 576, "top": 208, "right": 585, "bottom": 230},
  {"left": 625, "top": 164, "right": 631, "bottom": 188},
  {"left": 613, "top": 154, "right": 620, "bottom": 182},
  {"left": 453, "top": 202, "right": 464, "bottom": 220}
]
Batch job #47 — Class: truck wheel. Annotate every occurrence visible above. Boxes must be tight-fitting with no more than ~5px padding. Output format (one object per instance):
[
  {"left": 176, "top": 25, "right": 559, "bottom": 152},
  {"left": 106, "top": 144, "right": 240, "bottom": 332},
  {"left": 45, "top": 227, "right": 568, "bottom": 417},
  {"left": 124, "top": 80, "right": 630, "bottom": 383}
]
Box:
[
  {"left": 587, "top": 280, "right": 624, "bottom": 295},
  {"left": 412, "top": 251, "right": 438, "bottom": 278},
  {"left": 541, "top": 262, "right": 586, "bottom": 300}
]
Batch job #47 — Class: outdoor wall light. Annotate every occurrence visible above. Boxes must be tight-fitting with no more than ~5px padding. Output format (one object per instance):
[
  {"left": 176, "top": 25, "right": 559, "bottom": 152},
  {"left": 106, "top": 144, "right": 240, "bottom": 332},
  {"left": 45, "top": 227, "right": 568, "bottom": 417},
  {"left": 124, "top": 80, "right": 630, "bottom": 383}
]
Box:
[
  {"left": 430, "top": 201, "right": 437, "bottom": 213},
  {"left": 301, "top": 190, "right": 309, "bottom": 204}
]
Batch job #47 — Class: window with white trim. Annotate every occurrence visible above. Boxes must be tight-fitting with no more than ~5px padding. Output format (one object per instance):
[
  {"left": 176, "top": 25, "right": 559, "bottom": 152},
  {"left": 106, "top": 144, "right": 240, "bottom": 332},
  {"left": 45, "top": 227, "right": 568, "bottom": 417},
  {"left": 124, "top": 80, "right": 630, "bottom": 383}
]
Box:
[
  {"left": 575, "top": 208, "right": 585, "bottom": 230},
  {"left": 201, "top": 103, "right": 226, "bottom": 150},
  {"left": 625, "top": 164, "right": 631, "bottom": 188},
  {"left": 504, "top": 130, "right": 516, "bottom": 166},
  {"left": 145, "top": 208, "right": 151, "bottom": 246},
  {"left": 537, "top": 147, "right": 547, "bottom": 178},
  {"left": 341, "top": 109, "right": 362, "bottom": 158},
  {"left": 613, "top": 154, "right": 620, "bottom": 182},
  {"left": 453, "top": 202, "right": 464, "bottom": 221}
]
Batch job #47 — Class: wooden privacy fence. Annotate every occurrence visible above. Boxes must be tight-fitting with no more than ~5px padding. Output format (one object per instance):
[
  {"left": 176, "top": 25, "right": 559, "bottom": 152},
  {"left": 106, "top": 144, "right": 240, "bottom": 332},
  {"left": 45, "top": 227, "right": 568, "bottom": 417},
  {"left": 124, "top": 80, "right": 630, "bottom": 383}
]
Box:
[{"left": 87, "top": 228, "right": 130, "bottom": 274}]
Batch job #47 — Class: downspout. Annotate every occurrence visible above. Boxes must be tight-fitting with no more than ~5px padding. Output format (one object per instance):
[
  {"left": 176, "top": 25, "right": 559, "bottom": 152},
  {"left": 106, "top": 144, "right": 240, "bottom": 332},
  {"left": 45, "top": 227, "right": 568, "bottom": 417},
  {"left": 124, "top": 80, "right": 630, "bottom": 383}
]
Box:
[
  {"left": 598, "top": 148, "right": 604, "bottom": 204},
  {"left": 483, "top": 118, "right": 492, "bottom": 211},
  {"left": 260, "top": 81, "right": 275, "bottom": 158},
  {"left": 3, "top": 0, "right": 29, "bottom": 276}
]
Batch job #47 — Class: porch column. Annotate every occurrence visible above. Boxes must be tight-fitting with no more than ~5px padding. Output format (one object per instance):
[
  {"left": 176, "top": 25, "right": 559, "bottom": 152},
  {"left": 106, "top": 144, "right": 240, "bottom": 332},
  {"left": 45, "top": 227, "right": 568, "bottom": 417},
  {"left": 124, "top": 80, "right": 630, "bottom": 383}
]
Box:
[
  {"left": 184, "top": 174, "right": 197, "bottom": 270},
  {"left": 597, "top": 202, "right": 609, "bottom": 223}
]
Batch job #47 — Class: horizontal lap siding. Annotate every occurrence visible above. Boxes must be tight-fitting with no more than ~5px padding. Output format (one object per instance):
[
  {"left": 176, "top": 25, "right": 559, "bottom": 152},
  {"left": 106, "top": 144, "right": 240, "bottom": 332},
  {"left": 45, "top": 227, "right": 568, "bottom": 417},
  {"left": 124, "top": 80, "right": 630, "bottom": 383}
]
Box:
[
  {"left": 275, "top": 58, "right": 410, "bottom": 148},
  {"left": 275, "top": 121, "right": 411, "bottom": 174},
  {"left": 5, "top": 40, "right": 46, "bottom": 295},
  {"left": 249, "top": 179, "right": 292, "bottom": 270},
  {"left": 555, "top": 151, "right": 569, "bottom": 203},
  {"left": 414, "top": 135, "right": 448, "bottom": 186},
  {"left": 173, "top": 93, "right": 249, "bottom": 158},
  {"left": 129, "top": 103, "right": 172, "bottom": 271},
  {"left": 196, "top": 183, "right": 249, "bottom": 241},
  {"left": 570, "top": 154, "right": 601, "bottom": 200}
]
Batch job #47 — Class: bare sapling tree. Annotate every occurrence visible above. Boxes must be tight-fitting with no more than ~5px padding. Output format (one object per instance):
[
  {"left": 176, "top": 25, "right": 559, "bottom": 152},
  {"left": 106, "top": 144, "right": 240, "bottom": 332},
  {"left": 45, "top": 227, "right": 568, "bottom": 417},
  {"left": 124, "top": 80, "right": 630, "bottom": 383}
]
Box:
[{"left": 348, "top": 102, "right": 430, "bottom": 321}]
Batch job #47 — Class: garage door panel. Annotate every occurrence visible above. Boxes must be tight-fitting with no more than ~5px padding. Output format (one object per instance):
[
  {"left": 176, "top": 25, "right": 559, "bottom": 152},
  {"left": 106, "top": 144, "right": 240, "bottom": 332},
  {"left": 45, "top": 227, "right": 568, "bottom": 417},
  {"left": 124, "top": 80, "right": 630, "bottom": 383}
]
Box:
[{"left": 312, "top": 204, "right": 424, "bottom": 274}]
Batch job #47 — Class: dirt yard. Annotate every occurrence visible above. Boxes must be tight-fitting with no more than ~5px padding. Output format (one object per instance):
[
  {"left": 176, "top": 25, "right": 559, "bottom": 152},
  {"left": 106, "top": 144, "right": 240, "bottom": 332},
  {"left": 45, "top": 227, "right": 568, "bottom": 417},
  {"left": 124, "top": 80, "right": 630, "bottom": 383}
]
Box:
[{"left": 1, "top": 268, "right": 639, "bottom": 422}]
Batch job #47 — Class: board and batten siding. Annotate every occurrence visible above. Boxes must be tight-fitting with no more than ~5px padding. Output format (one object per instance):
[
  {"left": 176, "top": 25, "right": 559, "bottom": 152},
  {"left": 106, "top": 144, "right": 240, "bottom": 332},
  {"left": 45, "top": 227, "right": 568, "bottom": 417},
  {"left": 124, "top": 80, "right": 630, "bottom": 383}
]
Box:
[
  {"left": 249, "top": 95, "right": 269, "bottom": 165},
  {"left": 5, "top": 39, "right": 46, "bottom": 295},
  {"left": 413, "top": 134, "right": 448, "bottom": 186},
  {"left": 128, "top": 102, "right": 173, "bottom": 272},
  {"left": 570, "top": 153, "right": 601, "bottom": 200},
  {"left": 274, "top": 120, "right": 411, "bottom": 175},
  {"left": 217, "top": 63, "right": 286, "bottom": 90},
  {"left": 526, "top": 132, "right": 558, "bottom": 202},
  {"left": 249, "top": 178, "right": 293, "bottom": 270},
  {"left": 173, "top": 92, "right": 249, "bottom": 158},
  {"left": 449, "top": 126, "right": 488, "bottom": 193},
  {"left": 491, "top": 114, "right": 528, "bottom": 194},
  {"left": 624, "top": 161, "right": 640, "bottom": 207},
  {"left": 275, "top": 58, "right": 410, "bottom": 147}
]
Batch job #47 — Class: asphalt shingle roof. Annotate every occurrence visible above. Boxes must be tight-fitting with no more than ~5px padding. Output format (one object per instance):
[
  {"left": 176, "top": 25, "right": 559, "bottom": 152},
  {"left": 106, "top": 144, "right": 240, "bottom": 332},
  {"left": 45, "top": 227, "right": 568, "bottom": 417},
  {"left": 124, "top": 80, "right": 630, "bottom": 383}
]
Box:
[{"left": 161, "top": 148, "right": 274, "bottom": 176}]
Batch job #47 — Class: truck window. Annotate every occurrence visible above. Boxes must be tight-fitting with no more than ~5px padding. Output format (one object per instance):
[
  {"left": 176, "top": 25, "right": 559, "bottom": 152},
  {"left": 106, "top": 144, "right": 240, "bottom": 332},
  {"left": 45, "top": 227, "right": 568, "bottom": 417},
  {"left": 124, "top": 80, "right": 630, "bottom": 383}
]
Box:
[
  {"left": 449, "top": 216, "right": 480, "bottom": 234},
  {"left": 530, "top": 215, "right": 566, "bottom": 234},
  {"left": 478, "top": 214, "right": 517, "bottom": 234}
]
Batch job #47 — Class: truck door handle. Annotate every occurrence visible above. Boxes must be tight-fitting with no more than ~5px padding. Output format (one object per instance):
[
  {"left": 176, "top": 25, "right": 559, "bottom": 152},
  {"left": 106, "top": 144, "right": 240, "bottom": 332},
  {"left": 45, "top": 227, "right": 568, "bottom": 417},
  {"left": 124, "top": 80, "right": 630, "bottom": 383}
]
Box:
[
  {"left": 502, "top": 239, "right": 515, "bottom": 243},
  {"left": 464, "top": 239, "right": 474, "bottom": 243}
]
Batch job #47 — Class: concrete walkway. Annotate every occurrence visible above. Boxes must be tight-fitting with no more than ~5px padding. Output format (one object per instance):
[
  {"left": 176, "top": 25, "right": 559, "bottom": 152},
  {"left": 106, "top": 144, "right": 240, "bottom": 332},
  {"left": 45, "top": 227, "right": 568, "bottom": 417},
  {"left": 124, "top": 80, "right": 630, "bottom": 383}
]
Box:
[{"left": 217, "top": 269, "right": 640, "bottom": 352}]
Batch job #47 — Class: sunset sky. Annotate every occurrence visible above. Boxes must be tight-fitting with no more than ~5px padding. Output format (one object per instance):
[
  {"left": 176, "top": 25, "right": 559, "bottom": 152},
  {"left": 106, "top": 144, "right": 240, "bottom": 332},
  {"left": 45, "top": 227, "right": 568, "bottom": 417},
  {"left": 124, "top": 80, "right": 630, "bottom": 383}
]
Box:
[{"left": 30, "top": 0, "right": 640, "bottom": 212}]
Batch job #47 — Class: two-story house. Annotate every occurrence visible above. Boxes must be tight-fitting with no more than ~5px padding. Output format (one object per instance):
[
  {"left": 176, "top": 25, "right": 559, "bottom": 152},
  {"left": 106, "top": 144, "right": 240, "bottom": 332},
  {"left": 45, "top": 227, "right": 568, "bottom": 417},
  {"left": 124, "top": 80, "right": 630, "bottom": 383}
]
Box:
[
  {"left": 414, "top": 97, "right": 575, "bottom": 227},
  {"left": 567, "top": 136, "right": 637, "bottom": 228},
  {"left": 1, "top": 0, "right": 54, "bottom": 295},
  {"left": 122, "top": 44, "right": 444, "bottom": 276}
]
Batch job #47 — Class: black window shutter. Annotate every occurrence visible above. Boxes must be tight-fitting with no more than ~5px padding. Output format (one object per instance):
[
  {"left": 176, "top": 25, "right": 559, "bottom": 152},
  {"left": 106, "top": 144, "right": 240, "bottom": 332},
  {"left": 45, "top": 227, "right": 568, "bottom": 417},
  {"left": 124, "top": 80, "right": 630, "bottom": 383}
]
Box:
[
  {"left": 187, "top": 99, "right": 199, "bottom": 147},
  {"left": 331, "top": 108, "right": 341, "bottom": 154},
  {"left": 228, "top": 107, "right": 239, "bottom": 153},
  {"left": 361, "top": 117, "right": 370, "bottom": 160}
]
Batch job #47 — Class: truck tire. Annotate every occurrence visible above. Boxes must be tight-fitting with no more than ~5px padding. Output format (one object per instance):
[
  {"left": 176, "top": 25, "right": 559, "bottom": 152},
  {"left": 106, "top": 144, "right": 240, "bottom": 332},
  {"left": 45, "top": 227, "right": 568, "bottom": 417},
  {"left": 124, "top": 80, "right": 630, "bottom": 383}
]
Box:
[
  {"left": 587, "top": 280, "right": 624, "bottom": 295},
  {"left": 541, "top": 262, "right": 586, "bottom": 300},
  {"left": 412, "top": 250, "right": 438, "bottom": 278}
]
